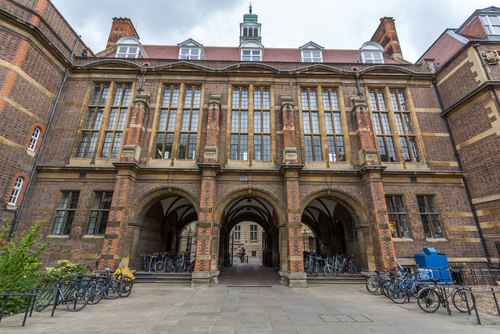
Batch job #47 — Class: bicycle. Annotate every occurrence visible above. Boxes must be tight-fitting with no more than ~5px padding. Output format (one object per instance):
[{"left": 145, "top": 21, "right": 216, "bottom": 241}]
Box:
[
  {"left": 34, "top": 273, "right": 88, "bottom": 312},
  {"left": 98, "top": 268, "right": 124, "bottom": 300},
  {"left": 323, "top": 257, "right": 337, "bottom": 279},
  {"left": 417, "top": 278, "right": 474, "bottom": 314},
  {"left": 154, "top": 252, "right": 174, "bottom": 273}
]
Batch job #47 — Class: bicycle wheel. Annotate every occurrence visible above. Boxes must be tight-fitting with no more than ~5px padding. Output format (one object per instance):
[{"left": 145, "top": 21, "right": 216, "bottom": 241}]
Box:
[
  {"left": 104, "top": 280, "right": 123, "bottom": 300},
  {"left": 388, "top": 283, "right": 407, "bottom": 304},
  {"left": 154, "top": 261, "right": 166, "bottom": 273},
  {"left": 380, "top": 280, "right": 392, "bottom": 297},
  {"left": 417, "top": 287, "right": 440, "bottom": 313},
  {"left": 349, "top": 261, "right": 359, "bottom": 274},
  {"left": 307, "top": 261, "right": 315, "bottom": 274},
  {"left": 324, "top": 264, "right": 337, "bottom": 279},
  {"left": 452, "top": 288, "right": 474, "bottom": 313},
  {"left": 366, "top": 277, "right": 381, "bottom": 295},
  {"left": 166, "top": 260, "right": 174, "bottom": 273},
  {"left": 66, "top": 287, "right": 88, "bottom": 312},
  {"left": 178, "top": 262, "right": 186, "bottom": 273},
  {"left": 34, "top": 289, "right": 54, "bottom": 312},
  {"left": 85, "top": 284, "right": 103, "bottom": 305}
]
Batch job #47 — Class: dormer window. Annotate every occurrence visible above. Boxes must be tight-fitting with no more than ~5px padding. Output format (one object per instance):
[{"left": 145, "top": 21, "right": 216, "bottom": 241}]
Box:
[
  {"left": 480, "top": 15, "right": 500, "bottom": 35},
  {"left": 116, "top": 46, "right": 140, "bottom": 58},
  {"left": 179, "top": 48, "right": 200, "bottom": 60},
  {"left": 242, "top": 49, "right": 261, "bottom": 61},
  {"left": 300, "top": 42, "right": 324, "bottom": 63},
  {"left": 359, "top": 41, "right": 385, "bottom": 64},
  {"left": 115, "top": 36, "right": 144, "bottom": 59},
  {"left": 302, "top": 51, "right": 322, "bottom": 62}
]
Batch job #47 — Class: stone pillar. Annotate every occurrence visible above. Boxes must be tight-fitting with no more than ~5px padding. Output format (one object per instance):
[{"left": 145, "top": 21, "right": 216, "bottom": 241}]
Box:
[
  {"left": 351, "top": 97, "right": 396, "bottom": 271},
  {"left": 192, "top": 95, "right": 221, "bottom": 287},
  {"left": 279, "top": 96, "right": 307, "bottom": 287},
  {"left": 99, "top": 92, "right": 150, "bottom": 270}
]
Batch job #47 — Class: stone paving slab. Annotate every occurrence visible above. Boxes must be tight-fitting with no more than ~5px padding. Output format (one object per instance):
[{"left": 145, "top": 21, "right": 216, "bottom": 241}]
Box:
[{"left": 1, "top": 268, "right": 500, "bottom": 333}]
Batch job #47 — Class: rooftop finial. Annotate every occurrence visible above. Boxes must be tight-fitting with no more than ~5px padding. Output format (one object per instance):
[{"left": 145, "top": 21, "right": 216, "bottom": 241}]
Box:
[{"left": 249, "top": 2, "right": 252, "bottom": 14}]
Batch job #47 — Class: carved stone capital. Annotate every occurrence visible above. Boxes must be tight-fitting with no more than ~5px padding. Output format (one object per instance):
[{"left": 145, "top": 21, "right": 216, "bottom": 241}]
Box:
[
  {"left": 132, "top": 93, "right": 150, "bottom": 110},
  {"left": 283, "top": 147, "right": 297, "bottom": 162},
  {"left": 203, "top": 146, "right": 218, "bottom": 162},
  {"left": 208, "top": 94, "right": 222, "bottom": 108},
  {"left": 350, "top": 96, "right": 368, "bottom": 116},
  {"left": 121, "top": 144, "right": 141, "bottom": 162},
  {"left": 358, "top": 148, "right": 379, "bottom": 165},
  {"left": 281, "top": 95, "right": 294, "bottom": 110}
]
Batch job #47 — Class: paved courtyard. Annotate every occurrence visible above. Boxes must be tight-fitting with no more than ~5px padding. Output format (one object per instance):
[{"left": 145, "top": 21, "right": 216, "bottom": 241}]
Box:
[{"left": 1, "top": 261, "right": 499, "bottom": 333}]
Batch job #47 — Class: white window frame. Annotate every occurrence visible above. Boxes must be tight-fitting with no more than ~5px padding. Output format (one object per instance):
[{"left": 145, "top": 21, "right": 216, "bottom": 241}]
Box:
[
  {"left": 301, "top": 50, "right": 323, "bottom": 63},
  {"left": 179, "top": 48, "right": 201, "bottom": 60},
  {"left": 480, "top": 15, "right": 500, "bottom": 35},
  {"left": 361, "top": 52, "right": 384, "bottom": 64},
  {"left": 8, "top": 177, "right": 23, "bottom": 205},
  {"left": 116, "top": 46, "right": 141, "bottom": 58},
  {"left": 28, "top": 127, "right": 41, "bottom": 151},
  {"left": 241, "top": 49, "right": 261, "bottom": 61}
]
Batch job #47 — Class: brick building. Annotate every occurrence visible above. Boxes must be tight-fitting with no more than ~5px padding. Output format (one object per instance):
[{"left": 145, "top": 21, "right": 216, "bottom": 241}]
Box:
[{"left": 0, "top": 1, "right": 499, "bottom": 287}]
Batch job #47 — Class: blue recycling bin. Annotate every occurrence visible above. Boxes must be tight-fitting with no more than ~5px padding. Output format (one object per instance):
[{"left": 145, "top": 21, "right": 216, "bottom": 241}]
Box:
[{"left": 415, "top": 248, "right": 451, "bottom": 282}]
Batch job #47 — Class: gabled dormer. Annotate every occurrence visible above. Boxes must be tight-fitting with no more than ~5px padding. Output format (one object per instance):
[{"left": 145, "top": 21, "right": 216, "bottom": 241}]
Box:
[
  {"left": 357, "top": 41, "right": 384, "bottom": 64},
  {"left": 457, "top": 6, "right": 500, "bottom": 40},
  {"left": 115, "top": 36, "right": 145, "bottom": 58},
  {"left": 178, "top": 38, "right": 203, "bottom": 60},
  {"left": 300, "top": 41, "right": 324, "bottom": 63},
  {"left": 240, "top": 39, "right": 263, "bottom": 61},
  {"left": 239, "top": 4, "right": 262, "bottom": 45}
]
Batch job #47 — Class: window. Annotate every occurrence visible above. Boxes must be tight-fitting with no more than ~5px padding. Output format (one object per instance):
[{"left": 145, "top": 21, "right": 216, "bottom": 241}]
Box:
[
  {"left": 361, "top": 52, "right": 384, "bottom": 63},
  {"left": 241, "top": 50, "right": 261, "bottom": 61},
  {"left": 301, "top": 89, "right": 322, "bottom": 162},
  {"left": 234, "top": 225, "right": 241, "bottom": 240},
  {"left": 178, "top": 87, "right": 201, "bottom": 159},
  {"left": 179, "top": 48, "right": 200, "bottom": 60},
  {"left": 116, "top": 46, "right": 140, "bottom": 58},
  {"left": 230, "top": 87, "right": 249, "bottom": 160},
  {"left": 250, "top": 225, "right": 258, "bottom": 241},
  {"left": 480, "top": 15, "right": 500, "bottom": 35},
  {"left": 101, "top": 86, "right": 131, "bottom": 159},
  {"left": 323, "top": 89, "right": 345, "bottom": 162},
  {"left": 347, "top": 220, "right": 357, "bottom": 243},
  {"left": 385, "top": 196, "right": 409, "bottom": 238},
  {"left": 52, "top": 191, "right": 79, "bottom": 235},
  {"left": 302, "top": 50, "right": 322, "bottom": 62},
  {"left": 155, "top": 86, "right": 180, "bottom": 159},
  {"left": 369, "top": 90, "right": 397, "bottom": 162},
  {"left": 391, "top": 91, "right": 419, "bottom": 162},
  {"left": 252, "top": 250, "right": 257, "bottom": 257},
  {"left": 77, "top": 85, "right": 109, "bottom": 158},
  {"left": 417, "top": 196, "right": 443, "bottom": 239},
  {"left": 8, "top": 177, "right": 23, "bottom": 205},
  {"left": 87, "top": 192, "right": 113, "bottom": 235},
  {"left": 242, "top": 27, "right": 259, "bottom": 37},
  {"left": 254, "top": 88, "right": 271, "bottom": 161},
  {"left": 28, "top": 127, "right": 41, "bottom": 152}
]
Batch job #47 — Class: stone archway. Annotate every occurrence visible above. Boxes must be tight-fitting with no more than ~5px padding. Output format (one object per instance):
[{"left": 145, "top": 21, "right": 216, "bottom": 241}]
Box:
[
  {"left": 122, "top": 186, "right": 200, "bottom": 269},
  {"left": 301, "top": 188, "right": 376, "bottom": 273}
]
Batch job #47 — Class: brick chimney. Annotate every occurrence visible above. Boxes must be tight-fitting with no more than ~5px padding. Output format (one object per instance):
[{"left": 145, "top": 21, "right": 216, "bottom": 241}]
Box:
[
  {"left": 106, "top": 17, "right": 140, "bottom": 49},
  {"left": 370, "top": 17, "right": 403, "bottom": 61}
]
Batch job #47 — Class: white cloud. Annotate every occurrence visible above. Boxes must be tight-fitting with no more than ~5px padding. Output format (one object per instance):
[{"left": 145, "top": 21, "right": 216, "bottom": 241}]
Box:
[{"left": 52, "top": 0, "right": 495, "bottom": 62}]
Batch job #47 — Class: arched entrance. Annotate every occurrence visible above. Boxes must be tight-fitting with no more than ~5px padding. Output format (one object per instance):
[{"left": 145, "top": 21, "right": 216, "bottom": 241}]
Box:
[
  {"left": 301, "top": 190, "right": 376, "bottom": 273},
  {"left": 212, "top": 189, "right": 286, "bottom": 285},
  {"left": 124, "top": 187, "right": 199, "bottom": 270}
]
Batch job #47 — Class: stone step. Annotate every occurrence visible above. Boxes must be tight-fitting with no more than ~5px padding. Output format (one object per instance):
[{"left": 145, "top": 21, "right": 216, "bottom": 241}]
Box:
[
  {"left": 307, "top": 273, "right": 366, "bottom": 284},
  {"left": 132, "top": 271, "right": 192, "bottom": 284}
]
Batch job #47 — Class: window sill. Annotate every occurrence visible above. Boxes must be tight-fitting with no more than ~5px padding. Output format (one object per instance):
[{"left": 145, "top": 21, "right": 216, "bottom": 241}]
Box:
[
  {"left": 6, "top": 204, "right": 17, "bottom": 211},
  {"left": 426, "top": 238, "right": 447, "bottom": 242},
  {"left": 392, "top": 237, "right": 414, "bottom": 242},
  {"left": 83, "top": 235, "right": 105, "bottom": 239},
  {"left": 26, "top": 149, "right": 36, "bottom": 157},
  {"left": 47, "top": 235, "right": 69, "bottom": 239},
  {"left": 249, "top": 240, "right": 258, "bottom": 243}
]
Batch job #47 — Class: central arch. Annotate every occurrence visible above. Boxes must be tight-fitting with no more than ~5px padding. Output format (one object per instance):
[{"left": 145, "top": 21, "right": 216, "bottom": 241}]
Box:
[{"left": 212, "top": 187, "right": 287, "bottom": 283}]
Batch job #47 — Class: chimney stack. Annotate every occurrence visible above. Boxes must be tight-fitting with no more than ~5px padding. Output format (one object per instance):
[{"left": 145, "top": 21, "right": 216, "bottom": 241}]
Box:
[
  {"left": 106, "top": 17, "right": 140, "bottom": 49},
  {"left": 370, "top": 17, "right": 403, "bottom": 61}
]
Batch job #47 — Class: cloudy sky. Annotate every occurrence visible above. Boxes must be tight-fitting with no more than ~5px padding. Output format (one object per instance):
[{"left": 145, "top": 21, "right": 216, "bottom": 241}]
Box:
[{"left": 52, "top": 0, "right": 494, "bottom": 63}]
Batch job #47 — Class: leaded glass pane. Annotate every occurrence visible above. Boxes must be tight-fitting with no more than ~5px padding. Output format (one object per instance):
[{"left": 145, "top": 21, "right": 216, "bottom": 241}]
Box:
[
  {"left": 311, "top": 113, "right": 320, "bottom": 133},
  {"left": 331, "top": 91, "right": 339, "bottom": 110},
  {"left": 322, "top": 91, "right": 330, "bottom": 110},
  {"left": 113, "top": 87, "right": 123, "bottom": 105},
  {"left": 167, "top": 110, "right": 177, "bottom": 131},
  {"left": 327, "top": 136, "right": 336, "bottom": 162},
  {"left": 304, "top": 136, "right": 313, "bottom": 161},
  {"left": 193, "top": 89, "right": 201, "bottom": 107},
  {"left": 171, "top": 88, "right": 179, "bottom": 107},
  {"left": 99, "top": 87, "right": 109, "bottom": 105},
  {"left": 254, "top": 111, "right": 261, "bottom": 132},
  {"left": 181, "top": 110, "right": 190, "bottom": 131},
  {"left": 108, "top": 109, "right": 118, "bottom": 130},
  {"left": 301, "top": 91, "right": 308, "bottom": 110},
  {"left": 325, "top": 113, "right": 333, "bottom": 134},
  {"left": 188, "top": 134, "right": 197, "bottom": 159},
  {"left": 190, "top": 110, "right": 199, "bottom": 131},
  {"left": 378, "top": 137, "right": 387, "bottom": 162},
  {"left": 381, "top": 113, "right": 391, "bottom": 134},
  {"left": 254, "top": 135, "right": 261, "bottom": 160},
  {"left": 395, "top": 114, "right": 405, "bottom": 135},
  {"left": 263, "top": 90, "right": 269, "bottom": 109},
  {"left": 178, "top": 134, "right": 187, "bottom": 159},
  {"left": 93, "top": 108, "right": 104, "bottom": 130},
  {"left": 263, "top": 112, "right": 270, "bottom": 132},
  {"left": 303, "top": 113, "right": 311, "bottom": 134},
  {"left": 373, "top": 114, "right": 382, "bottom": 135},
  {"left": 77, "top": 133, "right": 88, "bottom": 157},
  {"left": 230, "top": 135, "right": 238, "bottom": 160},
  {"left": 101, "top": 132, "right": 112, "bottom": 158},
  {"left": 409, "top": 137, "right": 418, "bottom": 162},
  {"left": 333, "top": 113, "right": 342, "bottom": 134},
  {"left": 240, "top": 111, "right": 248, "bottom": 132},
  {"left": 239, "top": 135, "right": 247, "bottom": 160},
  {"left": 184, "top": 88, "right": 192, "bottom": 108},
  {"left": 377, "top": 92, "right": 386, "bottom": 111},
  {"left": 337, "top": 136, "right": 345, "bottom": 161},
  {"left": 162, "top": 88, "right": 171, "bottom": 107},
  {"left": 254, "top": 91, "right": 261, "bottom": 109},
  {"left": 400, "top": 137, "right": 411, "bottom": 162},
  {"left": 403, "top": 114, "right": 414, "bottom": 134},
  {"left": 309, "top": 91, "right": 317, "bottom": 109},
  {"left": 386, "top": 137, "right": 397, "bottom": 162},
  {"left": 117, "top": 111, "right": 127, "bottom": 130},
  {"left": 313, "top": 136, "right": 322, "bottom": 161},
  {"left": 369, "top": 92, "right": 377, "bottom": 110},
  {"left": 110, "top": 133, "right": 122, "bottom": 159},
  {"left": 263, "top": 135, "right": 270, "bottom": 161},
  {"left": 231, "top": 111, "right": 239, "bottom": 132},
  {"left": 241, "top": 90, "right": 248, "bottom": 109},
  {"left": 90, "top": 87, "right": 100, "bottom": 105}
]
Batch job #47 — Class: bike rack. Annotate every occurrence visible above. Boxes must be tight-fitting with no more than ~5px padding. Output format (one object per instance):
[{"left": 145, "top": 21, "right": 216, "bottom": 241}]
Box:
[
  {"left": 0, "top": 291, "right": 41, "bottom": 327},
  {"left": 461, "top": 289, "right": 500, "bottom": 325}
]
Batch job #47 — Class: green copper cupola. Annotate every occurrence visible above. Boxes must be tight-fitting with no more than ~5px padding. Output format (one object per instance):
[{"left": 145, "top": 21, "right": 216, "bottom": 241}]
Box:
[{"left": 239, "top": 3, "right": 261, "bottom": 44}]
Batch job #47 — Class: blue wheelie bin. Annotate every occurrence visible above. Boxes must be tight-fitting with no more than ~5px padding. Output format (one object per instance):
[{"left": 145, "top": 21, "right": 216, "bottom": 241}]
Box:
[{"left": 415, "top": 248, "right": 451, "bottom": 283}]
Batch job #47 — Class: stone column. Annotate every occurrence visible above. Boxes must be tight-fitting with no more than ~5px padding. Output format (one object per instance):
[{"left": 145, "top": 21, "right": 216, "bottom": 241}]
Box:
[
  {"left": 192, "top": 95, "right": 221, "bottom": 287},
  {"left": 279, "top": 96, "right": 307, "bottom": 288},
  {"left": 351, "top": 97, "right": 396, "bottom": 271},
  {"left": 99, "top": 93, "right": 150, "bottom": 270}
]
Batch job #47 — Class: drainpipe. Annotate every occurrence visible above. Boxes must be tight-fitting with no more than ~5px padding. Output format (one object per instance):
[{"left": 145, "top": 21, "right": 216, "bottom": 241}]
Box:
[
  {"left": 8, "top": 36, "right": 81, "bottom": 240},
  {"left": 432, "top": 79, "right": 491, "bottom": 264}
]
